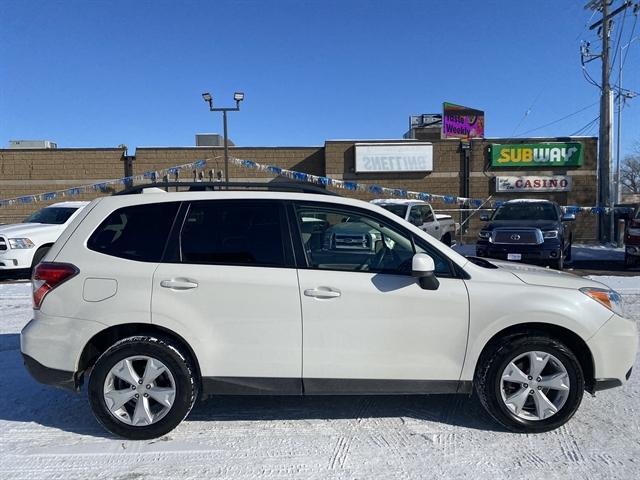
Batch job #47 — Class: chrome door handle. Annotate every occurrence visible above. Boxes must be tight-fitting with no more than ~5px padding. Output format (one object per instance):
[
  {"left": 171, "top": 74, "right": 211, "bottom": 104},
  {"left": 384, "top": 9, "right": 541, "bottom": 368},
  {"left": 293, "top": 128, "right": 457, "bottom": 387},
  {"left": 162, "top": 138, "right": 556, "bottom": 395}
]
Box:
[
  {"left": 160, "top": 279, "right": 198, "bottom": 290},
  {"left": 304, "top": 287, "right": 341, "bottom": 299}
]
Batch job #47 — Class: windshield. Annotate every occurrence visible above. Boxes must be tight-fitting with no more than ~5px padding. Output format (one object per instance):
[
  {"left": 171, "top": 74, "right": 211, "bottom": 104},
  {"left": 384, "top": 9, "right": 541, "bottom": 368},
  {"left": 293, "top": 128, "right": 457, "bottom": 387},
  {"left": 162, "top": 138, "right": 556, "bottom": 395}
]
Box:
[
  {"left": 379, "top": 204, "right": 408, "bottom": 218},
  {"left": 23, "top": 207, "right": 78, "bottom": 225},
  {"left": 492, "top": 203, "right": 558, "bottom": 221}
]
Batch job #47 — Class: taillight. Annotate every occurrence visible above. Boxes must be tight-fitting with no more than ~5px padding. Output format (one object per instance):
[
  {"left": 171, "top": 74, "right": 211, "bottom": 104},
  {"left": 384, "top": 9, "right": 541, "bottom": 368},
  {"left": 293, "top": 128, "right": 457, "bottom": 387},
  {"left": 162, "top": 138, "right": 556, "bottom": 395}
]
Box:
[{"left": 32, "top": 262, "right": 79, "bottom": 310}]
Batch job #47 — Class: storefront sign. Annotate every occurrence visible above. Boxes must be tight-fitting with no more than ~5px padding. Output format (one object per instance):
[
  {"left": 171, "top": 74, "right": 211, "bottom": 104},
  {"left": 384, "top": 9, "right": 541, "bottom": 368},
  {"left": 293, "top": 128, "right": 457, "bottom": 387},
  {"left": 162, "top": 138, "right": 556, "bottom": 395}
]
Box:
[
  {"left": 496, "top": 175, "right": 572, "bottom": 192},
  {"left": 491, "top": 142, "right": 583, "bottom": 167},
  {"left": 355, "top": 143, "right": 433, "bottom": 173},
  {"left": 442, "top": 102, "right": 485, "bottom": 139}
]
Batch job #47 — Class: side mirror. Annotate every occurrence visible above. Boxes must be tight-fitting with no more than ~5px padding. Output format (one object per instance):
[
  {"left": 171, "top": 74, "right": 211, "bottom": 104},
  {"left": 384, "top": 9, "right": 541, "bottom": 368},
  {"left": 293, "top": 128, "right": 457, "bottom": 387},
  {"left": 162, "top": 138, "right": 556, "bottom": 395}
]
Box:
[
  {"left": 480, "top": 214, "right": 490, "bottom": 221},
  {"left": 411, "top": 253, "right": 440, "bottom": 290},
  {"left": 561, "top": 213, "right": 576, "bottom": 222}
]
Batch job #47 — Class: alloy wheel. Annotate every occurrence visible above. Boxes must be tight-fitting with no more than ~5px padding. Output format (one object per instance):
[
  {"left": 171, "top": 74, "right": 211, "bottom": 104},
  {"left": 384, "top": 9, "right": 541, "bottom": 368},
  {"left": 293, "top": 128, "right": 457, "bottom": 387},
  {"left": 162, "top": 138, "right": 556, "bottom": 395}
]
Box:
[
  {"left": 103, "top": 355, "right": 176, "bottom": 427},
  {"left": 500, "top": 351, "right": 570, "bottom": 421}
]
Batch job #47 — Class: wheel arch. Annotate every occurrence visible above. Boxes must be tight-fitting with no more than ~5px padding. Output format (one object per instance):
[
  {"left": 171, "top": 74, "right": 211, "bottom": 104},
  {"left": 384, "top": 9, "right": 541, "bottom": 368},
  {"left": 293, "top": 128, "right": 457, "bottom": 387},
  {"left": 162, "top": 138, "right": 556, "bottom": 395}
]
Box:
[
  {"left": 77, "top": 323, "right": 202, "bottom": 390},
  {"left": 472, "top": 322, "right": 596, "bottom": 393}
]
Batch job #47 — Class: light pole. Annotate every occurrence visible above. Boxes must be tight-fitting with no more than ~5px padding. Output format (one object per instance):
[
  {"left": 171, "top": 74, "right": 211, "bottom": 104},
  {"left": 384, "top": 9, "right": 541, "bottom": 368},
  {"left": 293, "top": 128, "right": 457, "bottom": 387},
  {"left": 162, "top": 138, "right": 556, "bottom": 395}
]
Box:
[
  {"left": 201, "top": 91, "right": 244, "bottom": 182},
  {"left": 616, "top": 35, "right": 639, "bottom": 204}
]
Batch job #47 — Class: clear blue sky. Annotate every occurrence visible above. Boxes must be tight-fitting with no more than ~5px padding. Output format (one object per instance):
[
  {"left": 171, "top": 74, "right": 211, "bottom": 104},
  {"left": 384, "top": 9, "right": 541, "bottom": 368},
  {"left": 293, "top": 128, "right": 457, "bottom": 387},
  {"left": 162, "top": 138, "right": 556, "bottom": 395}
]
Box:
[{"left": 1, "top": 0, "right": 639, "bottom": 156}]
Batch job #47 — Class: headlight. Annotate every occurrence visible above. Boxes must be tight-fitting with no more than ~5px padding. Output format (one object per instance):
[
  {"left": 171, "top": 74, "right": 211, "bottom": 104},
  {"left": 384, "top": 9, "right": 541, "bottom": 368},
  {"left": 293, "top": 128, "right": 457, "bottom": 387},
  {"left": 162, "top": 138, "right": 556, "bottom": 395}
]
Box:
[
  {"left": 8, "top": 238, "right": 35, "bottom": 249},
  {"left": 628, "top": 228, "right": 640, "bottom": 236},
  {"left": 580, "top": 287, "right": 624, "bottom": 316},
  {"left": 543, "top": 230, "right": 559, "bottom": 239},
  {"left": 478, "top": 230, "right": 491, "bottom": 240}
]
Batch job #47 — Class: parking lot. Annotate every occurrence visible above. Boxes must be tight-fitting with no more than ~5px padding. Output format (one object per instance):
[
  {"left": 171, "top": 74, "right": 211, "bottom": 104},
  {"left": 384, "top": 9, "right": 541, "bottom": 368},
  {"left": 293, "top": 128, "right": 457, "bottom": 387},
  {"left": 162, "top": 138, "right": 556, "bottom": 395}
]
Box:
[{"left": 1, "top": 273, "right": 638, "bottom": 480}]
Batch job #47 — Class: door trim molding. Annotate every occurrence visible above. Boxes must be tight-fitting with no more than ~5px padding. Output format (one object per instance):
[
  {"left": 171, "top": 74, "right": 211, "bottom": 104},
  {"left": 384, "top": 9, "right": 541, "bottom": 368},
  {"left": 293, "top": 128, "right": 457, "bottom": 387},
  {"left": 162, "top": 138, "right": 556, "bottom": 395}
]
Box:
[{"left": 201, "top": 376, "right": 472, "bottom": 396}]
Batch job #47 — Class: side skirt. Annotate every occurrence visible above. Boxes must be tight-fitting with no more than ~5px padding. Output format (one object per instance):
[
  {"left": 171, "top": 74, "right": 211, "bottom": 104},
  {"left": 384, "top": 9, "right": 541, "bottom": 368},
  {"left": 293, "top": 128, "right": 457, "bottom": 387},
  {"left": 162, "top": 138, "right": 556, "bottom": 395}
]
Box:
[{"left": 201, "top": 377, "right": 472, "bottom": 397}]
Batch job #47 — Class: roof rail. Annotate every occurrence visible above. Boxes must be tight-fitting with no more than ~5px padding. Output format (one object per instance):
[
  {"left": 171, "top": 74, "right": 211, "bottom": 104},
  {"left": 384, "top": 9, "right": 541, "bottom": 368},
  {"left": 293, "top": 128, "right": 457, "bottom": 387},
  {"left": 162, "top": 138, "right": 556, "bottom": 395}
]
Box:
[{"left": 113, "top": 181, "right": 339, "bottom": 196}]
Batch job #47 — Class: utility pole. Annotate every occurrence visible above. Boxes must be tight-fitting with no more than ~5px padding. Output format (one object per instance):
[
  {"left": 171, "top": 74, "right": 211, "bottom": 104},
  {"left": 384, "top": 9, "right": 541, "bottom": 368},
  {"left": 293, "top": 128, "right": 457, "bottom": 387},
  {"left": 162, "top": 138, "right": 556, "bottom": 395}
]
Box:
[{"left": 585, "top": 0, "right": 633, "bottom": 242}]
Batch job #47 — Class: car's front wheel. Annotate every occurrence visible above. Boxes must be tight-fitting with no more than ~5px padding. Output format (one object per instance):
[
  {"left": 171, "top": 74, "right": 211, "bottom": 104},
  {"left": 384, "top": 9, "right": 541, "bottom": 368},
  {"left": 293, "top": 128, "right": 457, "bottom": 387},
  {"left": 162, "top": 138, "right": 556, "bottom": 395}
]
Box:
[
  {"left": 88, "top": 336, "right": 197, "bottom": 440},
  {"left": 475, "top": 334, "right": 584, "bottom": 433}
]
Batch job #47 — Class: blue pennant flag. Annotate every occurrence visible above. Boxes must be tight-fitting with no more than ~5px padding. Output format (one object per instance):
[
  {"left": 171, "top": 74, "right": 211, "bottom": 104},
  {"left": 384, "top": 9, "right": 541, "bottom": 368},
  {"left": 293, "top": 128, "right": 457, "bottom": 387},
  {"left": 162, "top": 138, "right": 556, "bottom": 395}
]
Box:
[
  {"left": 443, "top": 195, "right": 456, "bottom": 204},
  {"left": 293, "top": 171, "right": 307, "bottom": 182},
  {"left": 241, "top": 160, "right": 257, "bottom": 169},
  {"left": 343, "top": 181, "right": 358, "bottom": 191},
  {"left": 42, "top": 192, "right": 57, "bottom": 201},
  {"left": 417, "top": 192, "right": 432, "bottom": 201},
  {"left": 368, "top": 184, "right": 383, "bottom": 194},
  {"left": 317, "top": 176, "right": 330, "bottom": 186},
  {"left": 18, "top": 196, "right": 33, "bottom": 204},
  {"left": 194, "top": 160, "right": 206, "bottom": 169},
  {"left": 143, "top": 171, "right": 156, "bottom": 179},
  {"left": 266, "top": 166, "right": 282, "bottom": 175},
  {"left": 471, "top": 199, "right": 483, "bottom": 208}
]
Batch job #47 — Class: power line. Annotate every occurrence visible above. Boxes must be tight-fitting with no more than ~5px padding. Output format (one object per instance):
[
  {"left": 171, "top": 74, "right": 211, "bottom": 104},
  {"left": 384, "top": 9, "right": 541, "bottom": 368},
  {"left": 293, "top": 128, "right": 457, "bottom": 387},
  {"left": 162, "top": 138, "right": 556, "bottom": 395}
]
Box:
[
  {"left": 511, "top": 88, "right": 544, "bottom": 136},
  {"left": 515, "top": 101, "right": 599, "bottom": 136},
  {"left": 570, "top": 115, "right": 600, "bottom": 135}
]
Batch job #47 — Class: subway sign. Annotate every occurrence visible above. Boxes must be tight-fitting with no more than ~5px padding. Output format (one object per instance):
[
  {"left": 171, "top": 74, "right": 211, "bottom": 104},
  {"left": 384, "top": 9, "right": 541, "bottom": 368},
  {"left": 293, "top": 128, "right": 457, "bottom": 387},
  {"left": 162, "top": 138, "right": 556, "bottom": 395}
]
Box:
[{"left": 491, "top": 142, "right": 583, "bottom": 167}]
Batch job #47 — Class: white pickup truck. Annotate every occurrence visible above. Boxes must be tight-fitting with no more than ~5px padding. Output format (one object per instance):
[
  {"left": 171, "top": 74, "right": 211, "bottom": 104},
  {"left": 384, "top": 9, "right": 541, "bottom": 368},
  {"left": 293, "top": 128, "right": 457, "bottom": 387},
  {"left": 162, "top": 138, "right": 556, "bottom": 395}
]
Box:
[
  {"left": 0, "top": 201, "right": 88, "bottom": 275},
  {"left": 371, "top": 199, "right": 458, "bottom": 246}
]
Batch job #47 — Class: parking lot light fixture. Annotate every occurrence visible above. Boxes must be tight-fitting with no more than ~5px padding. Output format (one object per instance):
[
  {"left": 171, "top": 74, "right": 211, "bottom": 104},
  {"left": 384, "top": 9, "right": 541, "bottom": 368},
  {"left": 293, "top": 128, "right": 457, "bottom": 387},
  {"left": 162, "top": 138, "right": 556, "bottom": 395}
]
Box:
[{"left": 201, "top": 91, "right": 244, "bottom": 183}]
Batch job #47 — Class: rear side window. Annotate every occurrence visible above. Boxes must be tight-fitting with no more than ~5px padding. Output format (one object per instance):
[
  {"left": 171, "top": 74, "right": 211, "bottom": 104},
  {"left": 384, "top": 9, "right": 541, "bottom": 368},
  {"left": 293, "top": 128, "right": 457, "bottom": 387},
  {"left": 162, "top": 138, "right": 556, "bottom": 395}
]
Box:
[
  {"left": 180, "top": 201, "right": 287, "bottom": 267},
  {"left": 87, "top": 202, "right": 180, "bottom": 262}
]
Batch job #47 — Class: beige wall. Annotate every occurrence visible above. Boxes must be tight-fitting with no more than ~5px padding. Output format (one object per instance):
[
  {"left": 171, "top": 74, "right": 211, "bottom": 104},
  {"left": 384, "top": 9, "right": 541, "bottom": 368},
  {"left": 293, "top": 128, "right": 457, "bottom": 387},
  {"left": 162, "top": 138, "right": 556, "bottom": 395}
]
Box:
[
  {"left": 0, "top": 148, "right": 125, "bottom": 223},
  {"left": 0, "top": 138, "right": 598, "bottom": 242}
]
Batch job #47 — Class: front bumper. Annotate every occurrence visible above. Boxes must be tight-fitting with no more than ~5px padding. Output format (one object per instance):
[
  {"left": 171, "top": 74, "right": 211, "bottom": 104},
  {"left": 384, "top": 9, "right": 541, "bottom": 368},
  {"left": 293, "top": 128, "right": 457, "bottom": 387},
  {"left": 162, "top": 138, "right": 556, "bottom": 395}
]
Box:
[
  {"left": 476, "top": 241, "right": 562, "bottom": 264},
  {"left": 0, "top": 247, "right": 35, "bottom": 270},
  {"left": 587, "top": 313, "right": 638, "bottom": 390}
]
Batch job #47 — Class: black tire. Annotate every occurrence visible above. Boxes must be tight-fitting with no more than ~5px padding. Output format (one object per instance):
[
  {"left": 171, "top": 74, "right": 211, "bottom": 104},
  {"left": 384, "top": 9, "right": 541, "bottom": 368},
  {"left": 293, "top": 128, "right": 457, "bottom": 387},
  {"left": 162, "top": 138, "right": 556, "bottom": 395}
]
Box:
[
  {"left": 551, "top": 251, "right": 564, "bottom": 270},
  {"left": 30, "top": 246, "right": 50, "bottom": 269},
  {"left": 441, "top": 233, "right": 452, "bottom": 247},
  {"left": 475, "top": 334, "right": 584, "bottom": 433},
  {"left": 88, "top": 336, "right": 197, "bottom": 440}
]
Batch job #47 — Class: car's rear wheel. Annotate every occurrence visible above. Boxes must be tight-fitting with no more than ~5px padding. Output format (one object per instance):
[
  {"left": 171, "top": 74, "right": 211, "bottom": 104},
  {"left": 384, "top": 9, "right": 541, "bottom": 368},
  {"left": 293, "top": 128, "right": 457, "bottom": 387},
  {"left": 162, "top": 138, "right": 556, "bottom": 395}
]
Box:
[
  {"left": 475, "top": 335, "right": 584, "bottom": 433},
  {"left": 88, "top": 336, "right": 197, "bottom": 440}
]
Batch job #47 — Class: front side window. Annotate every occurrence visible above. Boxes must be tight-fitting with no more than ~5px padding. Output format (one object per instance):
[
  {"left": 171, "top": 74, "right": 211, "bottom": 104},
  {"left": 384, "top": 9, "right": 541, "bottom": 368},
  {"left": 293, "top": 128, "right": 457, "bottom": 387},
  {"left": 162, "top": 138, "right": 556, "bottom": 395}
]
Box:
[
  {"left": 87, "top": 202, "right": 180, "bottom": 262},
  {"left": 295, "top": 204, "right": 452, "bottom": 276},
  {"left": 180, "top": 201, "right": 286, "bottom": 267},
  {"left": 24, "top": 207, "right": 78, "bottom": 225}
]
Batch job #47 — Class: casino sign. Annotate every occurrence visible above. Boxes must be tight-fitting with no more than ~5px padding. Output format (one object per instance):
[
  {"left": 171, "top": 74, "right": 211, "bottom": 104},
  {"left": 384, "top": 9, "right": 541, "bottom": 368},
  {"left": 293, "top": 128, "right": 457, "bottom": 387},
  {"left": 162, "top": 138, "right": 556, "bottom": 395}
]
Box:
[{"left": 495, "top": 175, "right": 572, "bottom": 193}]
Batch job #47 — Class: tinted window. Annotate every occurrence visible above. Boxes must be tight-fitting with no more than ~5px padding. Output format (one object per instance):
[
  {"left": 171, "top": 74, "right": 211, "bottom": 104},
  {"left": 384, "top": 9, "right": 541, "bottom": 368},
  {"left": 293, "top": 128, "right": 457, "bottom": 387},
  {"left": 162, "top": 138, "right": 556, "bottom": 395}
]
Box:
[
  {"left": 88, "top": 202, "right": 179, "bottom": 262},
  {"left": 295, "top": 205, "right": 452, "bottom": 276},
  {"left": 378, "top": 204, "right": 408, "bottom": 218},
  {"left": 492, "top": 202, "right": 558, "bottom": 221},
  {"left": 180, "top": 201, "right": 286, "bottom": 267},
  {"left": 24, "top": 207, "right": 78, "bottom": 225}
]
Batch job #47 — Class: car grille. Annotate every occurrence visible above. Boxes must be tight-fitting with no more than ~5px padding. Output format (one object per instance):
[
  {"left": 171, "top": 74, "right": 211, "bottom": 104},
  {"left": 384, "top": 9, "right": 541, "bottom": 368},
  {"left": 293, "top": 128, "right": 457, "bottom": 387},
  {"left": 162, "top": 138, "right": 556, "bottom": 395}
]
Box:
[
  {"left": 0, "top": 236, "right": 7, "bottom": 251},
  {"left": 330, "top": 233, "right": 371, "bottom": 250},
  {"left": 491, "top": 228, "right": 543, "bottom": 245}
]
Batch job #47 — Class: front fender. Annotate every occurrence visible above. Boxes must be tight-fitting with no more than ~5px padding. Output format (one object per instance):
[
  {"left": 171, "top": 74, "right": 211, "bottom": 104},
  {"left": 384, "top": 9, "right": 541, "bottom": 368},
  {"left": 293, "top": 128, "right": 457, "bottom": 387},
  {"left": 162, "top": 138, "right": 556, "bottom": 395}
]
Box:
[{"left": 459, "top": 281, "right": 612, "bottom": 381}]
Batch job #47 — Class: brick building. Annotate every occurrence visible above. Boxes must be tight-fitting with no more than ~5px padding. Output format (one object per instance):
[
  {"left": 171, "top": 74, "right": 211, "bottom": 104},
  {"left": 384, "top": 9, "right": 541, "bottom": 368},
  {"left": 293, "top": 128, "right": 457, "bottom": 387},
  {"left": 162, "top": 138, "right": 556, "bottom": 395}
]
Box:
[{"left": 0, "top": 136, "right": 598, "bottom": 242}]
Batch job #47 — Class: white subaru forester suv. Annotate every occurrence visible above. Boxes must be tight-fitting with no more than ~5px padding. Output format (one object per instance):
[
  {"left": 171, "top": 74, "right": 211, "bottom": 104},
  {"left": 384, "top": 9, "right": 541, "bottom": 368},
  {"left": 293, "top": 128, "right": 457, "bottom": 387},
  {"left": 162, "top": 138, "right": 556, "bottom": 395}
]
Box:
[{"left": 20, "top": 184, "right": 637, "bottom": 439}]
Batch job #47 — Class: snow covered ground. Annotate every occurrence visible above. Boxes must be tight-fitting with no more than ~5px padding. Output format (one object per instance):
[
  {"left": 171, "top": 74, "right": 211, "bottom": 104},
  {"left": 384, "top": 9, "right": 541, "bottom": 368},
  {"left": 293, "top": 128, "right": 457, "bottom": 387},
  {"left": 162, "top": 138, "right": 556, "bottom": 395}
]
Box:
[{"left": 1, "top": 278, "right": 639, "bottom": 480}]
